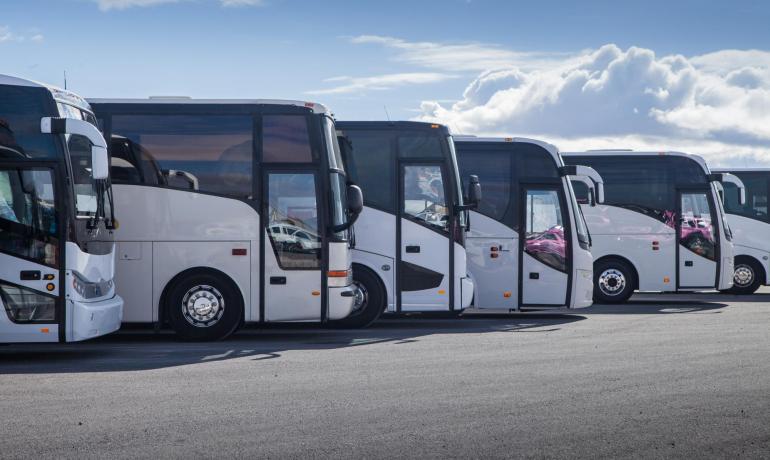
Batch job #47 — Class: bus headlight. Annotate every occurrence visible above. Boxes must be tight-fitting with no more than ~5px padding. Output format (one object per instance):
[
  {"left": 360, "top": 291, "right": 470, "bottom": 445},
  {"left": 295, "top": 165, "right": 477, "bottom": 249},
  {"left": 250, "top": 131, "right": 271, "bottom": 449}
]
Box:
[{"left": 71, "top": 271, "right": 114, "bottom": 299}]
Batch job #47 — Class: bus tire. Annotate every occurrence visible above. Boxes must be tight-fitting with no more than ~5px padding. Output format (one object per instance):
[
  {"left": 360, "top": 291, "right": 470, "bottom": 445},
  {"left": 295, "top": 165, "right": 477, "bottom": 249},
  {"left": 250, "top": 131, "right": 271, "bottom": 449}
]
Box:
[
  {"left": 726, "top": 257, "right": 763, "bottom": 295},
  {"left": 593, "top": 258, "right": 636, "bottom": 304},
  {"left": 326, "top": 264, "right": 385, "bottom": 329},
  {"left": 165, "top": 270, "right": 243, "bottom": 341}
]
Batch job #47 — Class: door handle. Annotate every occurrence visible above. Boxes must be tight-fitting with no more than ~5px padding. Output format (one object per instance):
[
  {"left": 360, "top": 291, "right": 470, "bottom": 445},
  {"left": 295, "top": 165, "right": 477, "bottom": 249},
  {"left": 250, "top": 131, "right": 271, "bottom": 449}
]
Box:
[
  {"left": 270, "top": 276, "right": 287, "bottom": 285},
  {"left": 405, "top": 245, "right": 421, "bottom": 253},
  {"left": 20, "top": 270, "right": 41, "bottom": 281},
  {"left": 684, "top": 261, "right": 694, "bottom": 267},
  {"left": 529, "top": 272, "right": 540, "bottom": 280}
]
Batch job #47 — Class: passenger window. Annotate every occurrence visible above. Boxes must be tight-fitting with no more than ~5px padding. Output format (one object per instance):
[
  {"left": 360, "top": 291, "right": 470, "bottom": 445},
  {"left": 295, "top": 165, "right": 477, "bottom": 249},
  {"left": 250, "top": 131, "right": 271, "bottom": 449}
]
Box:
[
  {"left": 457, "top": 149, "right": 513, "bottom": 227},
  {"left": 402, "top": 165, "right": 449, "bottom": 232},
  {"left": 111, "top": 115, "right": 254, "bottom": 198},
  {"left": 262, "top": 115, "right": 313, "bottom": 163},
  {"left": 0, "top": 167, "right": 59, "bottom": 267},
  {"left": 524, "top": 189, "right": 566, "bottom": 272},
  {"left": 343, "top": 130, "right": 395, "bottom": 212},
  {"left": 398, "top": 133, "right": 444, "bottom": 158},
  {"left": 266, "top": 173, "right": 321, "bottom": 269}
]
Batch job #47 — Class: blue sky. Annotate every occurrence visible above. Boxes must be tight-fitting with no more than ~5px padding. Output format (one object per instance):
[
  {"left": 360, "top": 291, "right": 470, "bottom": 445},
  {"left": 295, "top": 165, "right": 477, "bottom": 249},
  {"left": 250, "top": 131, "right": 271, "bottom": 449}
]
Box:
[{"left": 2, "top": 0, "right": 770, "bottom": 165}]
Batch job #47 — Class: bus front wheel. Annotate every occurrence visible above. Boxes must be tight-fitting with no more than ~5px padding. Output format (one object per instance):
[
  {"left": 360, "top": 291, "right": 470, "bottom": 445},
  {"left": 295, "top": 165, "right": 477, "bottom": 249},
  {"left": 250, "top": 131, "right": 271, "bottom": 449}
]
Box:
[
  {"left": 327, "top": 264, "right": 385, "bottom": 329},
  {"left": 726, "top": 258, "right": 763, "bottom": 295},
  {"left": 594, "top": 259, "right": 636, "bottom": 304},
  {"left": 165, "top": 270, "right": 243, "bottom": 341}
]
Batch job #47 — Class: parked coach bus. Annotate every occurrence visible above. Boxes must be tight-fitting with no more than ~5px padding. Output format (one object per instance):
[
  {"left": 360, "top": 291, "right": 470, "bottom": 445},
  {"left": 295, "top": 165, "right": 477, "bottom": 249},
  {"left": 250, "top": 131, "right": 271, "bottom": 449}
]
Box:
[
  {"left": 335, "top": 121, "right": 479, "bottom": 327},
  {"left": 90, "top": 98, "right": 362, "bottom": 340},
  {"left": 0, "top": 75, "right": 123, "bottom": 343},
  {"left": 563, "top": 150, "right": 744, "bottom": 303},
  {"left": 455, "top": 137, "right": 604, "bottom": 310},
  {"left": 713, "top": 168, "right": 770, "bottom": 294}
]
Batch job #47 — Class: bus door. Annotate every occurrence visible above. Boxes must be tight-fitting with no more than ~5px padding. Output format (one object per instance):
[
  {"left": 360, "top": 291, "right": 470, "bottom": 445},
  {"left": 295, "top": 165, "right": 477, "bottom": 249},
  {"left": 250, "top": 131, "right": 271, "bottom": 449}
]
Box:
[
  {"left": 261, "top": 169, "right": 324, "bottom": 321},
  {"left": 0, "top": 163, "right": 62, "bottom": 342},
  {"left": 677, "top": 189, "right": 718, "bottom": 289},
  {"left": 519, "top": 185, "right": 570, "bottom": 306},
  {"left": 398, "top": 162, "right": 453, "bottom": 311}
]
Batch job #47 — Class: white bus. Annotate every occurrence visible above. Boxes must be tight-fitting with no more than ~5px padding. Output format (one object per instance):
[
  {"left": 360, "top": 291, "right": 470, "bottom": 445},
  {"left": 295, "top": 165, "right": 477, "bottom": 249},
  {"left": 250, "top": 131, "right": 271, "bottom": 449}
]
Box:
[
  {"left": 334, "top": 121, "right": 479, "bottom": 327},
  {"left": 455, "top": 137, "right": 603, "bottom": 310},
  {"left": 0, "top": 75, "right": 123, "bottom": 343},
  {"left": 713, "top": 168, "right": 770, "bottom": 294},
  {"left": 563, "top": 150, "right": 742, "bottom": 303},
  {"left": 90, "top": 99, "right": 362, "bottom": 340}
]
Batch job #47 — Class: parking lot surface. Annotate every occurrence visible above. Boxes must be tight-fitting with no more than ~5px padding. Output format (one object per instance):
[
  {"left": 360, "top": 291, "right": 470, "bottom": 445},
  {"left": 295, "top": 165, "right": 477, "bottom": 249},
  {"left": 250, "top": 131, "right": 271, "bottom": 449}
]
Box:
[{"left": 2, "top": 291, "right": 769, "bottom": 459}]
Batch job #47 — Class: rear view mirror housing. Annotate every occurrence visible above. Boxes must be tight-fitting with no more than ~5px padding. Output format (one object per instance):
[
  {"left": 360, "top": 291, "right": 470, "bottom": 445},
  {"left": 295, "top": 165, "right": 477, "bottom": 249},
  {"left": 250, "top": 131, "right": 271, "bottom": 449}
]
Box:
[
  {"left": 347, "top": 184, "right": 364, "bottom": 216},
  {"left": 41, "top": 117, "right": 109, "bottom": 180},
  {"left": 467, "top": 174, "right": 481, "bottom": 207}
]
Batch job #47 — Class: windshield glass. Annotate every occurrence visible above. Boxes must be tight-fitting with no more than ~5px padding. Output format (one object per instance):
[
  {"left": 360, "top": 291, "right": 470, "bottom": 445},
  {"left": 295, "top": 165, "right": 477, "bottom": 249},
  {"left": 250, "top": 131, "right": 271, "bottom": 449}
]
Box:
[
  {"left": 324, "top": 118, "right": 348, "bottom": 239},
  {"left": 323, "top": 116, "right": 344, "bottom": 171},
  {"left": 447, "top": 136, "right": 466, "bottom": 228},
  {"left": 57, "top": 102, "right": 111, "bottom": 219},
  {"left": 566, "top": 179, "right": 591, "bottom": 247}
]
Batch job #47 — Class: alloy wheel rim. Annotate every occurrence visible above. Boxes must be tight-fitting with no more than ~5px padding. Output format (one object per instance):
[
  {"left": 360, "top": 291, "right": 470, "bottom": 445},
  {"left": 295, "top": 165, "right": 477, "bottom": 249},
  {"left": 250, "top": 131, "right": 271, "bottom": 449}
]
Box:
[
  {"left": 351, "top": 280, "right": 369, "bottom": 314},
  {"left": 598, "top": 268, "right": 626, "bottom": 296},
  {"left": 182, "top": 284, "right": 225, "bottom": 327},
  {"left": 734, "top": 265, "right": 754, "bottom": 287}
]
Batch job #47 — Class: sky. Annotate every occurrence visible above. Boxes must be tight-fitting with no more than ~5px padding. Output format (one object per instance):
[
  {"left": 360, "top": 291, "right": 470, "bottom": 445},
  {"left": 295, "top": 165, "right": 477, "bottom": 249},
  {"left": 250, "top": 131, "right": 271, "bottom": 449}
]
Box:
[{"left": 1, "top": 0, "right": 770, "bottom": 166}]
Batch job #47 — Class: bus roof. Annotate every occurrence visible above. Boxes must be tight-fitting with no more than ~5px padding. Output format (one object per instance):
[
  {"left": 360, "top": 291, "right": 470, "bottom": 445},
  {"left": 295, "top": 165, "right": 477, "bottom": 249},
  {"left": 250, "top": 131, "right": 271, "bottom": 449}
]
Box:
[
  {"left": 453, "top": 135, "right": 562, "bottom": 166},
  {"left": 337, "top": 120, "right": 450, "bottom": 134},
  {"left": 563, "top": 150, "right": 712, "bottom": 174},
  {"left": 712, "top": 167, "right": 770, "bottom": 173},
  {"left": 87, "top": 97, "right": 331, "bottom": 115},
  {"left": 0, "top": 74, "right": 93, "bottom": 114}
]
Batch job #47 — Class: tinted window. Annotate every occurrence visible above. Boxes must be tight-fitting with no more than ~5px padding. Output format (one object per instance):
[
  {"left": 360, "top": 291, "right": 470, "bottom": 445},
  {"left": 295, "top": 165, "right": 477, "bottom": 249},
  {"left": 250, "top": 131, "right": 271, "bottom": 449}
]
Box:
[
  {"left": 403, "top": 164, "right": 449, "bottom": 232},
  {"left": 262, "top": 115, "right": 313, "bottom": 163},
  {"left": 456, "top": 148, "right": 512, "bottom": 225},
  {"left": 266, "top": 173, "right": 320, "bottom": 269},
  {"left": 680, "top": 192, "right": 716, "bottom": 260},
  {"left": 565, "top": 155, "right": 710, "bottom": 224},
  {"left": 111, "top": 115, "right": 253, "bottom": 198},
  {"left": 724, "top": 173, "right": 768, "bottom": 222},
  {"left": 0, "top": 167, "right": 59, "bottom": 267},
  {"left": 524, "top": 189, "right": 566, "bottom": 272},
  {"left": 398, "top": 132, "right": 444, "bottom": 158},
  {"left": 343, "top": 130, "right": 395, "bottom": 212},
  {"left": 0, "top": 85, "right": 58, "bottom": 160}
]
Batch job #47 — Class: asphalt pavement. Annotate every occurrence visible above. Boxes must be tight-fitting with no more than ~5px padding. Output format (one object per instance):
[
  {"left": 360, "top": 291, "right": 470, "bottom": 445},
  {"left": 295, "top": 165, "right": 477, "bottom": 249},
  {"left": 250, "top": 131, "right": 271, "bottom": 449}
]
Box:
[{"left": 1, "top": 290, "right": 769, "bottom": 459}]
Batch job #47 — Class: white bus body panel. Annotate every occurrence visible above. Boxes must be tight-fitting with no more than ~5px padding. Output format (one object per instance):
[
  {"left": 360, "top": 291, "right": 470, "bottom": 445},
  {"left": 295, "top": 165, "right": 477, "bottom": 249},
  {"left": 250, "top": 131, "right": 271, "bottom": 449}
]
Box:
[
  {"left": 351, "top": 248, "right": 396, "bottom": 311},
  {"left": 351, "top": 207, "right": 397, "bottom": 310},
  {"left": 114, "top": 185, "right": 258, "bottom": 322},
  {"left": 454, "top": 241, "right": 473, "bottom": 309},
  {"left": 521, "top": 253, "right": 569, "bottom": 304},
  {"left": 466, "top": 212, "right": 518, "bottom": 309},
  {"left": 727, "top": 214, "right": 770, "bottom": 285},
  {"left": 400, "top": 218, "right": 451, "bottom": 311},
  {"left": 0, "top": 253, "right": 60, "bottom": 342}
]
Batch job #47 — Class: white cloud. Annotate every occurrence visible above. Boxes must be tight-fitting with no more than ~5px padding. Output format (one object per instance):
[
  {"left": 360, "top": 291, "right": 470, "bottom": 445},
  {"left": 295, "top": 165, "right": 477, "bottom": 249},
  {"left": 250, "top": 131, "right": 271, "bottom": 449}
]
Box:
[
  {"left": 220, "top": 0, "right": 265, "bottom": 6},
  {"left": 307, "top": 72, "right": 456, "bottom": 95},
  {"left": 0, "top": 26, "right": 44, "bottom": 43},
  {"left": 92, "top": 0, "right": 182, "bottom": 10},
  {"left": 349, "top": 35, "right": 568, "bottom": 72},
  {"left": 415, "top": 44, "right": 770, "bottom": 166}
]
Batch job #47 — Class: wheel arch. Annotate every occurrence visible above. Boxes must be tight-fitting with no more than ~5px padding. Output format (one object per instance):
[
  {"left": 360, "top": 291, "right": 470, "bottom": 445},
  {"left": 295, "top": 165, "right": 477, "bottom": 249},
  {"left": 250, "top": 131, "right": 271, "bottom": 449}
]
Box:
[
  {"left": 158, "top": 266, "right": 246, "bottom": 326},
  {"left": 734, "top": 255, "right": 768, "bottom": 286}
]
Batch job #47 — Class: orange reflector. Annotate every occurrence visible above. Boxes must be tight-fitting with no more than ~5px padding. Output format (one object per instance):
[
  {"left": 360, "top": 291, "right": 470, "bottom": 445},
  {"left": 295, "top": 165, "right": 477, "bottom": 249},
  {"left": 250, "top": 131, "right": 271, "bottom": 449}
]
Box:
[
  {"left": 232, "top": 248, "right": 247, "bottom": 256},
  {"left": 503, "top": 291, "right": 512, "bottom": 298},
  {"left": 44, "top": 274, "right": 55, "bottom": 280},
  {"left": 304, "top": 102, "right": 315, "bottom": 108},
  {"left": 663, "top": 277, "right": 670, "bottom": 283},
  {"left": 46, "top": 283, "right": 55, "bottom": 292},
  {"left": 311, "top": 290, "right": 321, "bottom": 296},
  {"left": 431, "top": 124, "right": 440, "bottom": 129},
  {"left": 40, "top": 328, "right": 49, "bottom": 334},
  {"left": 504, "top": 137, "right": 513, "bottom": 142},
  {"left": 327, "top": 270, "right": 349, "bottom": 278},
  {"left": 438, "top": 289, "right": 446, "bottom": 295}
]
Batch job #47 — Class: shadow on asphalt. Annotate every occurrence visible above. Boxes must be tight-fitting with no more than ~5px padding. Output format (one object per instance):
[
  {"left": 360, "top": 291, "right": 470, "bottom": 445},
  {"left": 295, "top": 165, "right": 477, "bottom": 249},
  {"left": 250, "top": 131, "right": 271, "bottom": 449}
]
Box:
[
  {"left": 0, "top": 315, "right": 584, "bottom": 374},
  {"left": 579, "top": 300, "right": 729, "bottom": 315}
]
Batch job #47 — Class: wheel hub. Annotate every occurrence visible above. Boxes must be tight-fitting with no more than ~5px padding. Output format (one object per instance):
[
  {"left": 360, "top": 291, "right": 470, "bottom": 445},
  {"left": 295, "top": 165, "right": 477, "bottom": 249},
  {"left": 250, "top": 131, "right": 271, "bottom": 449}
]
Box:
[
  {"left": 351, "top": 280, "right": 369, "bottom": 314},
  {"left": 182, "top": 285, "right": 225, "bottom": 327},
  {"left": 734, "top": 265, "right": 754, "bottom": 287},
  {"left": 598, "top": 269, "right": 626, "bottom": 296}
]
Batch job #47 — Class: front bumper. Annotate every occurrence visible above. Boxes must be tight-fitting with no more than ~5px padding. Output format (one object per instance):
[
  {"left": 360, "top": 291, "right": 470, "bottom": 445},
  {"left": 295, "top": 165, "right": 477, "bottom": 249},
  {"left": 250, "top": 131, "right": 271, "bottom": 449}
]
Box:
[
  {"left": 69, "top": 295, "right": 123, "bottom": 342},
  {"left": 461, "top": 277, "right": 474, "bottom": 309},
  {"left": 328, "top": 285, "right": 357, "bottom": 320},
  {"left": 572, "top": 269, "right": 594, "bottom": 309}
]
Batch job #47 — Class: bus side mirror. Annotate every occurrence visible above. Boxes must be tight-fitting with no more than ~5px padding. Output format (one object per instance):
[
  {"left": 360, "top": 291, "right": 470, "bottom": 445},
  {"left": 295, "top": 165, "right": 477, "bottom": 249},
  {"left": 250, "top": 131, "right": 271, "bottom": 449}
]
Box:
[
  {"left": 347, "top": 184, "right": 363, "bottom": 216},
  {"left": 91, "top": 145, "right": 109, "bottom": 180},
  {"left": 467, "top": 174, "right": 481, "bottom": 207}
]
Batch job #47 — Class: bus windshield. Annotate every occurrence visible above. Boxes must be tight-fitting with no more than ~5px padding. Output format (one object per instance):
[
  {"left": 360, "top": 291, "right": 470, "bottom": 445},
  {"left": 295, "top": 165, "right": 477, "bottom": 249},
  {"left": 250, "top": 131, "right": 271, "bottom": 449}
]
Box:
[
  {"left": 57, "top": 102, "right": 112, "bottom": 220},
  {"left": 566, "top": 179, "right": 591, "bottom": 247},
  {"left": 323, "top": 116, "right": 349, "bottom": 237}
]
